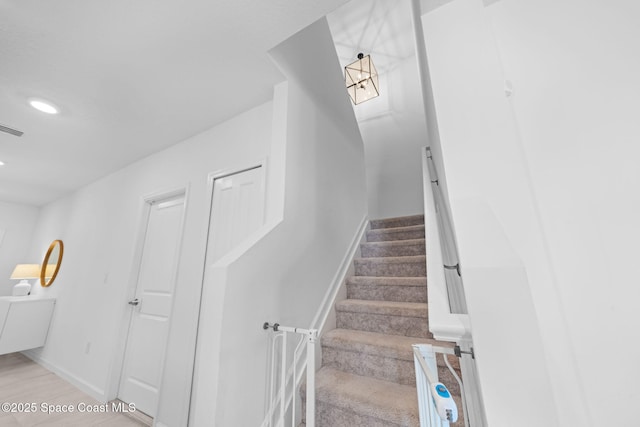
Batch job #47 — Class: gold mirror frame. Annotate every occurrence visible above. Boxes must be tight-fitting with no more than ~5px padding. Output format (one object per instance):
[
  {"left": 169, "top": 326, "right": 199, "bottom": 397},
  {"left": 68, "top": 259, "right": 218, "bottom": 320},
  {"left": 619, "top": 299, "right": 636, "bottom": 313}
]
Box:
[{"left": 40, "top": 240, "right": 64, "bottom": 287}]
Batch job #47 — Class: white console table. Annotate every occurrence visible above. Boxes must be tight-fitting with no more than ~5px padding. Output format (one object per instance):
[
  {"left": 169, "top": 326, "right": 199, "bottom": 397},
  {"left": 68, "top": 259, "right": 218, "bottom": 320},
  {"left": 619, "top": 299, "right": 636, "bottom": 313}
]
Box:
[{"left": 0, "top": 296, "right": 56, "bottom": 355}]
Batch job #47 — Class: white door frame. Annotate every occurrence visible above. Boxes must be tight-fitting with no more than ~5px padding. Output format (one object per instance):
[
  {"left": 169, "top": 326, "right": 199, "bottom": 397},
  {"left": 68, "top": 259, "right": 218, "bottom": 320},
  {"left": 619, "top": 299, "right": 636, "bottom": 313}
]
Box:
[{"left": 107, "top": 185, "right": 189, "bottom": 417}]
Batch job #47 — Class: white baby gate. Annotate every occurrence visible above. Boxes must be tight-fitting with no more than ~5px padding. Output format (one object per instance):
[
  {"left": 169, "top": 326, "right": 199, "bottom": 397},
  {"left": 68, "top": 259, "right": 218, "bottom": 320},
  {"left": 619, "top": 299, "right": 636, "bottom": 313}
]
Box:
[
  {"left": 263, "top": 322, "right": 317, "bottom": 427},
  {"left": 413, "top": 344, "right": 467, "bottom": 427}
]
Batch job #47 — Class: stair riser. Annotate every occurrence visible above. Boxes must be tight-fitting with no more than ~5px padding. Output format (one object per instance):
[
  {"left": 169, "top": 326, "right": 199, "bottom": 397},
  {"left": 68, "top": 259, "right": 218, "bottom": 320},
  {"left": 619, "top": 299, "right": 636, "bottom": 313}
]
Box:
[
  {"left": 302, "top": 386, "right": 463, "bottom": 427},
  {"left": 302, "top": 401, "right": 418, "bottom": 427},
  {"left": 347, "top": 283, "right": 427, "bottom": 303},
  {"left": 322, "top": 347, "right": 417, "bottom": 386},
  {"left": 370, "top": 215, "right": 424, "bottom": 230},
  {"left": 366, "top": 229, "right": 425, "bottom": 242},
  {"left": 354, "top": 260, "right": 425, "bottom": 277},
  {"left": 322, "top": 347, "right": 462, "bottom": 392},
  {"left": 361, "top": 242, "right": 425, "bottom": 257},
  {"left": 336, "top": 312, "right": 431, "bottom": 338}
]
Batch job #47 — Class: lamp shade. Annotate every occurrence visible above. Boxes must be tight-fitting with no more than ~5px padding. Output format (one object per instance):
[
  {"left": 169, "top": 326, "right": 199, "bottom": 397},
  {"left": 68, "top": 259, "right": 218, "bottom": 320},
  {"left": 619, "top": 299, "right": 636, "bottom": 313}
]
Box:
[
  {"left": 345, "top": 53, "right": 379, "bottom": 105},
  {"left": 10, "top": 264, "right": 41, "bottom": 280}
]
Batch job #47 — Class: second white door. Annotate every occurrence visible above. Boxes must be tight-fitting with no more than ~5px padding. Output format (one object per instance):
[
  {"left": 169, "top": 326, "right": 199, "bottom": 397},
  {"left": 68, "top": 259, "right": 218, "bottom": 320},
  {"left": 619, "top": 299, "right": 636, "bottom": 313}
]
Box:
[
  {"left": 208, "top": 166, "right": 265, "bottom": 262},
  {"left": 118, "top": 194, "right": 186, "bottom": 417}
]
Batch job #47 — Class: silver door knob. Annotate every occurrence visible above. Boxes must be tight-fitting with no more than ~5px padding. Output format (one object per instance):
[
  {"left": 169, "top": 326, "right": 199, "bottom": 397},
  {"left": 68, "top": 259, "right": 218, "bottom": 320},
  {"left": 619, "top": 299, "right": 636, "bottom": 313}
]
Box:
[{"left": 128, "top": 298, "right": 140, "bottom": 306}]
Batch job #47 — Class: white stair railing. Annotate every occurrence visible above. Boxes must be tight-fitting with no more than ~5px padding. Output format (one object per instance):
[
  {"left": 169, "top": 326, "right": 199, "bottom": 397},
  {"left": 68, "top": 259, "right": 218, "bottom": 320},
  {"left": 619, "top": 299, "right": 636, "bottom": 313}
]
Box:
[
  {"left": 421, "top": 146, "right": 488, "bottom": 427},
  {"left": 262, "top": 322, "right": 317, "bottom": 427},
  {"left": 424, "top": 146, "right": 467, "bottom": 314}
]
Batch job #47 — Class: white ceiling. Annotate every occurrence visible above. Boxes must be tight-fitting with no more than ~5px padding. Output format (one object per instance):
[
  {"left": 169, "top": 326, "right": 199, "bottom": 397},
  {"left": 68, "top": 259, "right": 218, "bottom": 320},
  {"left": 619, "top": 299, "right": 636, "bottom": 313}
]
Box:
[
  {"left": 328, "top": 0, "right": 459, "bottom": 74},
  {"left": 0, "top": 0, "right": 350, "bottom": 206},
  {"left": 329, "top": 0, "right": 416, "bottom": 77}
]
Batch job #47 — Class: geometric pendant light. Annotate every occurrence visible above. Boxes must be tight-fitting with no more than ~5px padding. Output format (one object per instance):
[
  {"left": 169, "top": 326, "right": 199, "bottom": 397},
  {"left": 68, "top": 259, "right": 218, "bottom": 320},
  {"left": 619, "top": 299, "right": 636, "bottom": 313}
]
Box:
[{"left": 345, "top": 53, "right": 379, "bottom": 105}]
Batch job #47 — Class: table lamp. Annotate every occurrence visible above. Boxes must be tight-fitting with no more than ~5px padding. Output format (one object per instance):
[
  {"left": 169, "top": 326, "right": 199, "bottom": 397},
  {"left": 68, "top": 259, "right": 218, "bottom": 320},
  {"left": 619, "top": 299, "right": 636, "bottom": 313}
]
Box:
[{"left": 10, "top": 264, "right": 41, "bottom": 296}]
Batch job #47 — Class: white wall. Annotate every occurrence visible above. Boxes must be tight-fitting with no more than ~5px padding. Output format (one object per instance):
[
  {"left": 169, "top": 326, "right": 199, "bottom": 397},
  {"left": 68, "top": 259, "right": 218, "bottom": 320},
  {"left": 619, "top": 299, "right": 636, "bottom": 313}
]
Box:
[
  {"left": 328, "top": 0, "right": 428, "bottom": 220},
  {"left": 422, "top": 0, "right": 640, "bottom": 425},
  {"left": 191, "top": 17, "right": 367, "bottom": 427},
  {"left": 0, "top": 201, "right": 39, "bottom": 295},
  {"left": 487, "top": 1, "right": 640, "bottom": 425},
  {"left": 422, "top": 2, "right": 565, "bottom": 425},
  {"left": 23, "top": 101, "right": 273, "bottom": 427},
  {"left": 356, "top": 54, "right": 429, "bottom": 219}
]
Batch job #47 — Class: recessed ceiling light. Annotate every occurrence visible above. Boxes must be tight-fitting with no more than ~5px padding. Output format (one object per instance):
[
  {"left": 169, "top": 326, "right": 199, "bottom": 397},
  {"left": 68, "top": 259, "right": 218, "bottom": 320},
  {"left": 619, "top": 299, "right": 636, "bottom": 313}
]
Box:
[
  {"left": 0, "top": 161, "right": 5, "bottom": 166},
  {"left": 28, "top": 98, "right": 59, "bottom": 115}
]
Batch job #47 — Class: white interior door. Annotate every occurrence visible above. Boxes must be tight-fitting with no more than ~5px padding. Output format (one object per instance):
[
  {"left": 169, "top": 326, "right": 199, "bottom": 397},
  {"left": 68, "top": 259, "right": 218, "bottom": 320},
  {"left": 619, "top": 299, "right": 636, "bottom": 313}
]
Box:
[
  {"left": 209, "top": 166, "right": 265, "bottom": 262},
  {"left": 119, "top": 194, "right": 185, "bottom": 417}
]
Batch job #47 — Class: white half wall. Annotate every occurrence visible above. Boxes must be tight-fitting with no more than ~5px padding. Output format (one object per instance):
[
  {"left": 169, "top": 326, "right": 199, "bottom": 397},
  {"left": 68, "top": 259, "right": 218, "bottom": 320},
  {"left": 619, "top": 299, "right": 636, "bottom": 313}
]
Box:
[
  {"left": 23, "top": 100, "right": 273, "bottom": 427},
  {"left": 0, "top": 201, "right": 39, "bottom": 296},
  {"left": 422, "top": 0, "right": 640, "bottom": 425},
  {"left": 487, "top": 1, "right": 640, "bottom": 425},
  {"left": 422, "top": 0, "right": 568, "bottom": 425}
]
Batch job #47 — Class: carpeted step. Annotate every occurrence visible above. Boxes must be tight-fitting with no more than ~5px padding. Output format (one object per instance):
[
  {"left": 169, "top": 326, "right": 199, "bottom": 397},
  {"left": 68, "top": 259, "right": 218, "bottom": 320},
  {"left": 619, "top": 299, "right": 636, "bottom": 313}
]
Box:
[
  {"left": 366, "top": 224, "right": 425, "bottom": 242},
  {"left": 302, "top": 367, "right": 420, "bottom": 427},
  {"left": 369, "top": 214, "right": 425, "bottom": 230},
  {"left": 346, "top": 276, "right": 427, "bottom": 303},
  {"left": 354, "top": 255, "right": 426, "bottom": 277},
  {"left": 336, "top": 299, "right": 430, "bottom": 338},
  {"left": 360, "top": 238, "right": 425, "bottom": 258},
  {"left": 322, "top": 329, "right": 459, "bottom": 386}
]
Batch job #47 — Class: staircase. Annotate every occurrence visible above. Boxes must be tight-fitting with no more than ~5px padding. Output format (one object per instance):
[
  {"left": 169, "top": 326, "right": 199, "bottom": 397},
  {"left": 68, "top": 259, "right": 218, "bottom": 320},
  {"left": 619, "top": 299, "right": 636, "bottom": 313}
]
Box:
[{"left": 302, "top": 214, "right": 463, "bottom": 426}]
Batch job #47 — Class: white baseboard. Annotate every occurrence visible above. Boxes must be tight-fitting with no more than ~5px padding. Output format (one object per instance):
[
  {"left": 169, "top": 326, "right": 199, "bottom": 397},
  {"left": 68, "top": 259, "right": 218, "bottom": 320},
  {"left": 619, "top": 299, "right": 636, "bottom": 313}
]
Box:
[{"left": 22, "top": 349, "right": 107, "bottom": 402}]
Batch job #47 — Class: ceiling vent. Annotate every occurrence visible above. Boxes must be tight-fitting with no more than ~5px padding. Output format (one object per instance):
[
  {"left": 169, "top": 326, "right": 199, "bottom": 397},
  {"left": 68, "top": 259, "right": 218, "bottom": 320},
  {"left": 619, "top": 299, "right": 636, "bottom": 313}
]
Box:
[{"left": 0, "top": 123, "right": 24, "bottom": 137}]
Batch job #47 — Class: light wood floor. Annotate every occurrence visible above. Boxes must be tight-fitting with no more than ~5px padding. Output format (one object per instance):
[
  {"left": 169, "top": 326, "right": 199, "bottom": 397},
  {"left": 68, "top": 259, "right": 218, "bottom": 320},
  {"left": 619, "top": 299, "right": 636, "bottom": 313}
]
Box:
[{"left": 0, "top": 352, "right": 152, "bottom": 426}]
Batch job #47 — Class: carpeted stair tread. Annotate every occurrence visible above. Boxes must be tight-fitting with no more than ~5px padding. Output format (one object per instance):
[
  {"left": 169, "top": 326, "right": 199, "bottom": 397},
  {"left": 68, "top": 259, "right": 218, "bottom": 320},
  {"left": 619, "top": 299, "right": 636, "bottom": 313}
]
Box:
[
  {"left": 336, "top": 300, "right": 431, "bottom": 337},
  {"left": 354, "top": 255, "right": 426, "bottom": 277},
  {"left": 355, "top": 255, "right": 426, "bottom": 264},
  {"left": 312, "top": 367, "right": 420, "bottom": 426},
  {"left": 361, "top": 239, "right": 426, "bottom": 257},
  {"left": 369, "top": 214, "right": 425, "bottom": 230},
  {"left": 347, "top": 276, "right": 427, "bottom": 303},
  {"left": 346, "top": 276, "right": 427, "bottom": 287},
  {"left": 336, "top": 299, "right": 427, "bottom": 318},
  {"left": 366, "top": 225, "right": 425, "bottom": 242}
]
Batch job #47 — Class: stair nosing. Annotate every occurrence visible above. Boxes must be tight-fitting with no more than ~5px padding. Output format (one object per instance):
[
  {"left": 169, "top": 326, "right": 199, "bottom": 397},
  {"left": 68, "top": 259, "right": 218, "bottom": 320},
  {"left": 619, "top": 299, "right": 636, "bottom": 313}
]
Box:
[
  {"left": 367, "top": 224, "right": 425, "bottom": 234},
  {"left": 354, "top": 255, "right": 426, "bottom": 263},
  {"left": 336, "top": 299, "right": 428, "bottom": 318},
  {"left": 361, "top": 238, "right": 425, "bottom": 247},
  {"left": 346, "top": 276, "right": 427, "bottom": 286},
  {"left": 322, "top": 328, "right": 450, "bottom": 360},
  {"left": 369, "top": 215, "right": 425, "bottom": 230}
]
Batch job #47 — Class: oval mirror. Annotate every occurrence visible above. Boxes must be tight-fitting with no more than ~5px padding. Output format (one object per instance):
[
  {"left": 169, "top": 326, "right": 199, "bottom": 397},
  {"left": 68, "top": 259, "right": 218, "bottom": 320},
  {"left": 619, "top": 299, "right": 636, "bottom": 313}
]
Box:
[{"left": 40, "top": 240, "right": 64, "bottom": 287}]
